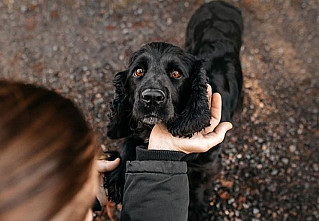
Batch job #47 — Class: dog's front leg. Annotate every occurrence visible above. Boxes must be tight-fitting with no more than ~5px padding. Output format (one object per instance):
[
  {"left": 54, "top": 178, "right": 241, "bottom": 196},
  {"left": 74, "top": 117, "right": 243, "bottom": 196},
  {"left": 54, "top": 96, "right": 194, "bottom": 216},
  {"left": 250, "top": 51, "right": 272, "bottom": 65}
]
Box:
[{"left": 105, "top": 137, "right": 138, "bottom": 204}]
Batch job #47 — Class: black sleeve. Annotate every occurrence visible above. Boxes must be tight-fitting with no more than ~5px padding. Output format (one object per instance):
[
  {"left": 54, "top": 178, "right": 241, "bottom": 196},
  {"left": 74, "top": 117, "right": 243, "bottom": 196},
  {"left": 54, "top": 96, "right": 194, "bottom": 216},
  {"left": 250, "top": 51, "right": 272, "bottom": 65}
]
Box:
[
  {"left": 135, "top": 146, "right": 186, "bottom": 161},
  {"left": 121, "top": 160, "right": 189, "bottom": 221}
]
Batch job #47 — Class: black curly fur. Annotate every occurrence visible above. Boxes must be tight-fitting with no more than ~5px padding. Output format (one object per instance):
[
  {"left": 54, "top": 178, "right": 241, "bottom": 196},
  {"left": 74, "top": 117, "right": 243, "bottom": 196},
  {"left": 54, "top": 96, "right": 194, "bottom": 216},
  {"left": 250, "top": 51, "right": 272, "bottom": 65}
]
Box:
[
  {"left": 107, "top": 70, "right": 133, "bottom": 139},
  {"left": 167, "top": 62, "right": 211, "bottom": 137}
]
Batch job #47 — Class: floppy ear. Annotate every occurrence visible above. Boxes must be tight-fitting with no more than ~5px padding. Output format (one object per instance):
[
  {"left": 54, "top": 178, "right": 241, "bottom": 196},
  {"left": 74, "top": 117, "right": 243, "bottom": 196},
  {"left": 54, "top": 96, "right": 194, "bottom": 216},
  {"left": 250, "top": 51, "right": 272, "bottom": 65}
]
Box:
[
  {"left": 167, "top": 60, "right": 211, "bottom": 137},
  {"left": 107, "top": 70, "right": 133, "bottom": 139}
]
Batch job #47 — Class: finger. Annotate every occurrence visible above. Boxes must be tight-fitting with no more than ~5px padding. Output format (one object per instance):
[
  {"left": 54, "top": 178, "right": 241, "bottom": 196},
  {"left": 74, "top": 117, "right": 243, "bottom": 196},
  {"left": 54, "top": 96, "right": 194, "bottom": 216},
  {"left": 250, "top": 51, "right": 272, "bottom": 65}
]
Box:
[
  {"left": 214, "top": 122, "right": 232, "bottom": 135},
  {"left": 203, "top": 116, "right": 221, "bottom": 134},
  {"left": 96, "top": 158, "right": 120, "bottom": 173},
  {"left": 206, "top": 84, "right": 213, "bottom": 109},
  {"left": 202, "top": 122, "right": 232, "bottom": 151},
  {"left": 176, "top": 122, "right": 232, "bottom": 154},
  {"left": 211, "top": 93, "right": 222, "bottom": 121},
  {"left": 204, "top": 93, "right": 222, "bottom": 133}
]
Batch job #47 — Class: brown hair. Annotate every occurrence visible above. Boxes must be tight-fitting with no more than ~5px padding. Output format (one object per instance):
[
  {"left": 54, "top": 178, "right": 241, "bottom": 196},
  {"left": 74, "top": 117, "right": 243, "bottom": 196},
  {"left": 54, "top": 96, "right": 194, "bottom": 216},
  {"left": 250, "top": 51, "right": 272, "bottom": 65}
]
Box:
[{"left": 0, "top": 81, "right": 96, "bottom": 221}]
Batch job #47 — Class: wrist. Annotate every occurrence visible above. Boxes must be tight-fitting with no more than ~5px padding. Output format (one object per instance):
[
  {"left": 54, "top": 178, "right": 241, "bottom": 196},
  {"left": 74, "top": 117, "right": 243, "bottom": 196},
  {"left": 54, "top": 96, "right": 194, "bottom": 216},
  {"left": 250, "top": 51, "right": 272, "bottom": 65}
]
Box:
[{"left": 148, "top": 137, "right": 175, "bottom": 151}]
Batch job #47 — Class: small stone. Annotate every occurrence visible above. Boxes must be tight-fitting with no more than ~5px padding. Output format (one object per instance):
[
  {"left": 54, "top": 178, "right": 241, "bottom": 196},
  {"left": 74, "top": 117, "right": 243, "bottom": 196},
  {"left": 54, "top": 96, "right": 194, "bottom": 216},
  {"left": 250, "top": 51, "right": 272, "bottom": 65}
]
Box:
[
  {"left": 95, "top": 93, "right": 102, "bottom": 98},
  {"left": 281, "top": 158, "right": 289, "bottom": 165},
  {"left": 262, "top": 144, "right": 267, "bottom": 151},
  {"left": 228, "top": 198, "right": 235, "bottom": 204},
  {"left": 278, "top": 48, "right": 284, "bottom": 54},
  {"left": 288, "top": 117, "right": 295, "bottom": 123},
  {"left": 313, "top": 164, "right": 319, "bottom": 172},
  {"left": 137, "top": 8, "right": 143, "bottom": 14},
  {"left": 122, "top": 28, "right": 129, "bottom": 34},
  {"left": 21, "top": 5, "right": 27, "bottom": 12},
  {"left": 271, "top": 169, "right": 278, "bottom": 175},
  {"left": 272, "top": 212, "right": 277, "bottom": 219},
  {"left": 289, "top": 145, "right": 296, "bottom": 152}
]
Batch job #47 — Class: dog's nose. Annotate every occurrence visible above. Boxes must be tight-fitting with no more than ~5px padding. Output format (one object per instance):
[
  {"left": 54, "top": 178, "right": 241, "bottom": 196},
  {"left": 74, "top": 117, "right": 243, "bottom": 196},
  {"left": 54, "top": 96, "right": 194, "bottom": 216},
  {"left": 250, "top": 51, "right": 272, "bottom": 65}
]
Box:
[{"left": 141, "top": 89, "right": 166, "bottom": 105}]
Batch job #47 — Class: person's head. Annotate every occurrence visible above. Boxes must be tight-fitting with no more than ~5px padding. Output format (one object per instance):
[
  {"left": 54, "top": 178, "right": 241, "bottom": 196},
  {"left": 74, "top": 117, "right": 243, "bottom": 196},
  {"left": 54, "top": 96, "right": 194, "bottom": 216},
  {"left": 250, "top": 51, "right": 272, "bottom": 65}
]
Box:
[{"left": 0, "top": 81, "right": 97, "bottom": 221}]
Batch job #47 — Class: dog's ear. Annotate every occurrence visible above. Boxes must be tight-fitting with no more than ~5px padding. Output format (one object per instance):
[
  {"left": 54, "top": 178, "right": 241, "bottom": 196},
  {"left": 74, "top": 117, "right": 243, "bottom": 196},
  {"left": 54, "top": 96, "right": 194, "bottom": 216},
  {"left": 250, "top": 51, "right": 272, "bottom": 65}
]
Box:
[
  {"left": 168, "top": 60, "right": 211, "bottom": 137},
  {"left": 107, "top": 70, "right": 133, "bottom": 139}
]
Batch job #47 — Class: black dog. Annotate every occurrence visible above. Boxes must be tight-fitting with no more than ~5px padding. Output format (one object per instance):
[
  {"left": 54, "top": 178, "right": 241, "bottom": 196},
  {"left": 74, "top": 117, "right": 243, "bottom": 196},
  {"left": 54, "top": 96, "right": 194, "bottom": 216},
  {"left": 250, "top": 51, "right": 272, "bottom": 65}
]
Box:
[{"left": 106, "top": 1, "right": 243, "bottom": 220}]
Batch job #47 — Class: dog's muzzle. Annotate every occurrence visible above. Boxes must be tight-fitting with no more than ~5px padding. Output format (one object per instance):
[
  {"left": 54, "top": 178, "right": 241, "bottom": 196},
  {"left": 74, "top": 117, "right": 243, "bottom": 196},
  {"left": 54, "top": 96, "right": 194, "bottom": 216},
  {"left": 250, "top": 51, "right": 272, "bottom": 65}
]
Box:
[
  {"left": 138, "top": 88, "right": 167, "bottom": 125},
  {"left": 141, "top": 89, "right": 166, "bottom": 105}
]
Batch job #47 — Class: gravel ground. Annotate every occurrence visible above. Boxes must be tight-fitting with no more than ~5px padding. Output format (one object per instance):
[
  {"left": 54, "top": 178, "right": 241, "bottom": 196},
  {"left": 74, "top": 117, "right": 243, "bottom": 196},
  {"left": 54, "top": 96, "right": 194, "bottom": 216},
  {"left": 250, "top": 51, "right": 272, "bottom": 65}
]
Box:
[{"left": 0, "top": 0, "right": 318, "bottom": 220}]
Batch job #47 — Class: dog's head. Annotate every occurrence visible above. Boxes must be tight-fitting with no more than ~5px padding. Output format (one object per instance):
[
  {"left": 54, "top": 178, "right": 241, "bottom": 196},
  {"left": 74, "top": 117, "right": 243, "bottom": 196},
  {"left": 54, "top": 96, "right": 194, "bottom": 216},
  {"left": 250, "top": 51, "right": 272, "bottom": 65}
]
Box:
[{"left": 107, "top": 42, "right": 211, "bottom": 138}]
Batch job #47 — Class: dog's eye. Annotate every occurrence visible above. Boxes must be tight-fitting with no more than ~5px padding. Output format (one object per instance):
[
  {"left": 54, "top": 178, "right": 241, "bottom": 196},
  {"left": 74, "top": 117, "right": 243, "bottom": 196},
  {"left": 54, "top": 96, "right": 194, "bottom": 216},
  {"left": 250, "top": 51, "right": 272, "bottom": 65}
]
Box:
[
  {"left": 170, "top": 70, "right": 181, "bottom": 79},
  {"left": 133, "top": 68, "right": 144, "bottom": 77}
]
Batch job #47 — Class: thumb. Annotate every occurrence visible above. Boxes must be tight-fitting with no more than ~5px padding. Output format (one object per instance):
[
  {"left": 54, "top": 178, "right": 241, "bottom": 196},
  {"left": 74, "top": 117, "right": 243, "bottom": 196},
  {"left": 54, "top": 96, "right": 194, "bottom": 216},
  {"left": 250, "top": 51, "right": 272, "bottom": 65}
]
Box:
[
  {"left": 211, "top": 122, "right": 232, "bottom": 143},
  {"left": 215, "top": 122, "right": 232, "bottom": 134},
  {"left": 96, "top": 158, "right": 120, "bottom": 173}
]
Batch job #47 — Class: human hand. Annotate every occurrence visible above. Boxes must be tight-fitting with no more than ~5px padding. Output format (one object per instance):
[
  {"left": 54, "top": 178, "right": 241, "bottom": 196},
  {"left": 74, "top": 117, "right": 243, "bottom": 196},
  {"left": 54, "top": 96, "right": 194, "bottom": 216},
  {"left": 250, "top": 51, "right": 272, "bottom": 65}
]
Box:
[
  {"left": 96, "top": 158, "right": 120, "bottom": 207},
  {"left": 148, "top": 84, "right": 232, "bottom": 154}
]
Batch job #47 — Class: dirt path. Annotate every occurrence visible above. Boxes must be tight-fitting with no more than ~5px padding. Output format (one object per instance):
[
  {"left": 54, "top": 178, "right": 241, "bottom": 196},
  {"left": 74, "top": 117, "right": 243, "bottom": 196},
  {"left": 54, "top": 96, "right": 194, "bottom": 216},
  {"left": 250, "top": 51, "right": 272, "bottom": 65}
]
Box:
[{"left": 0, "top": 0, "right": 318, "bottom": 220}]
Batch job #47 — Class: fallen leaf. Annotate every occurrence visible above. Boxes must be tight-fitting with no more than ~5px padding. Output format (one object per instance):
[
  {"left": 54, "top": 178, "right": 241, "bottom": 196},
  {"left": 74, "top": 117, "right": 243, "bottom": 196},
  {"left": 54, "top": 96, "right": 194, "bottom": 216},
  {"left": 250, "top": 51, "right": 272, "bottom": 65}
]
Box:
[
  {"left": 220, "top": 179, "right": 234, "bottom": 188},
  {"left": 219, "top": 191, "right": 230, "bottom": 200}
]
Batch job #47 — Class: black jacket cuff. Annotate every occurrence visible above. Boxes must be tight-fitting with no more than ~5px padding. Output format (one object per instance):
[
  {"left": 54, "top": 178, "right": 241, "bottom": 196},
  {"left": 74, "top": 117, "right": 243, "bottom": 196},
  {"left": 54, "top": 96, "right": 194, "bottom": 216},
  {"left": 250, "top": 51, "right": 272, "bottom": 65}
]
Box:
[{"left": 136, "top": 146, "right": 186, "bottom": 161}]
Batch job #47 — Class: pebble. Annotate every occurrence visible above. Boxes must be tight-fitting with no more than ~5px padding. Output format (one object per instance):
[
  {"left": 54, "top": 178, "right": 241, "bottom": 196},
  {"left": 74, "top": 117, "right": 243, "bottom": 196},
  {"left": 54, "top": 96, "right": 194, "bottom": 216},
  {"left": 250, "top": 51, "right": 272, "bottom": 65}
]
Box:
[
  {"left": 21, "top": 5, "right": 27, "bottom": 12},
  {"left": 288, "top": 117, "right": 295, "bottom": 123},
  {"left": 282, "top": 158, "right": 289, "bottom": 165},
  {"left": 289, "top": 145, "right": 296, "bottom": 152},
  {"left": 271, "top": 169, "right": 278, "bottom": 176},
  {"left": 262, "top": 144, "right": 267, "bottom": 151},
  {"left": 313, "top": 164, "right": 319, "bottom": 172},
  {"left": 137, "top": 8, "right": 143, "bottom": 15}
]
